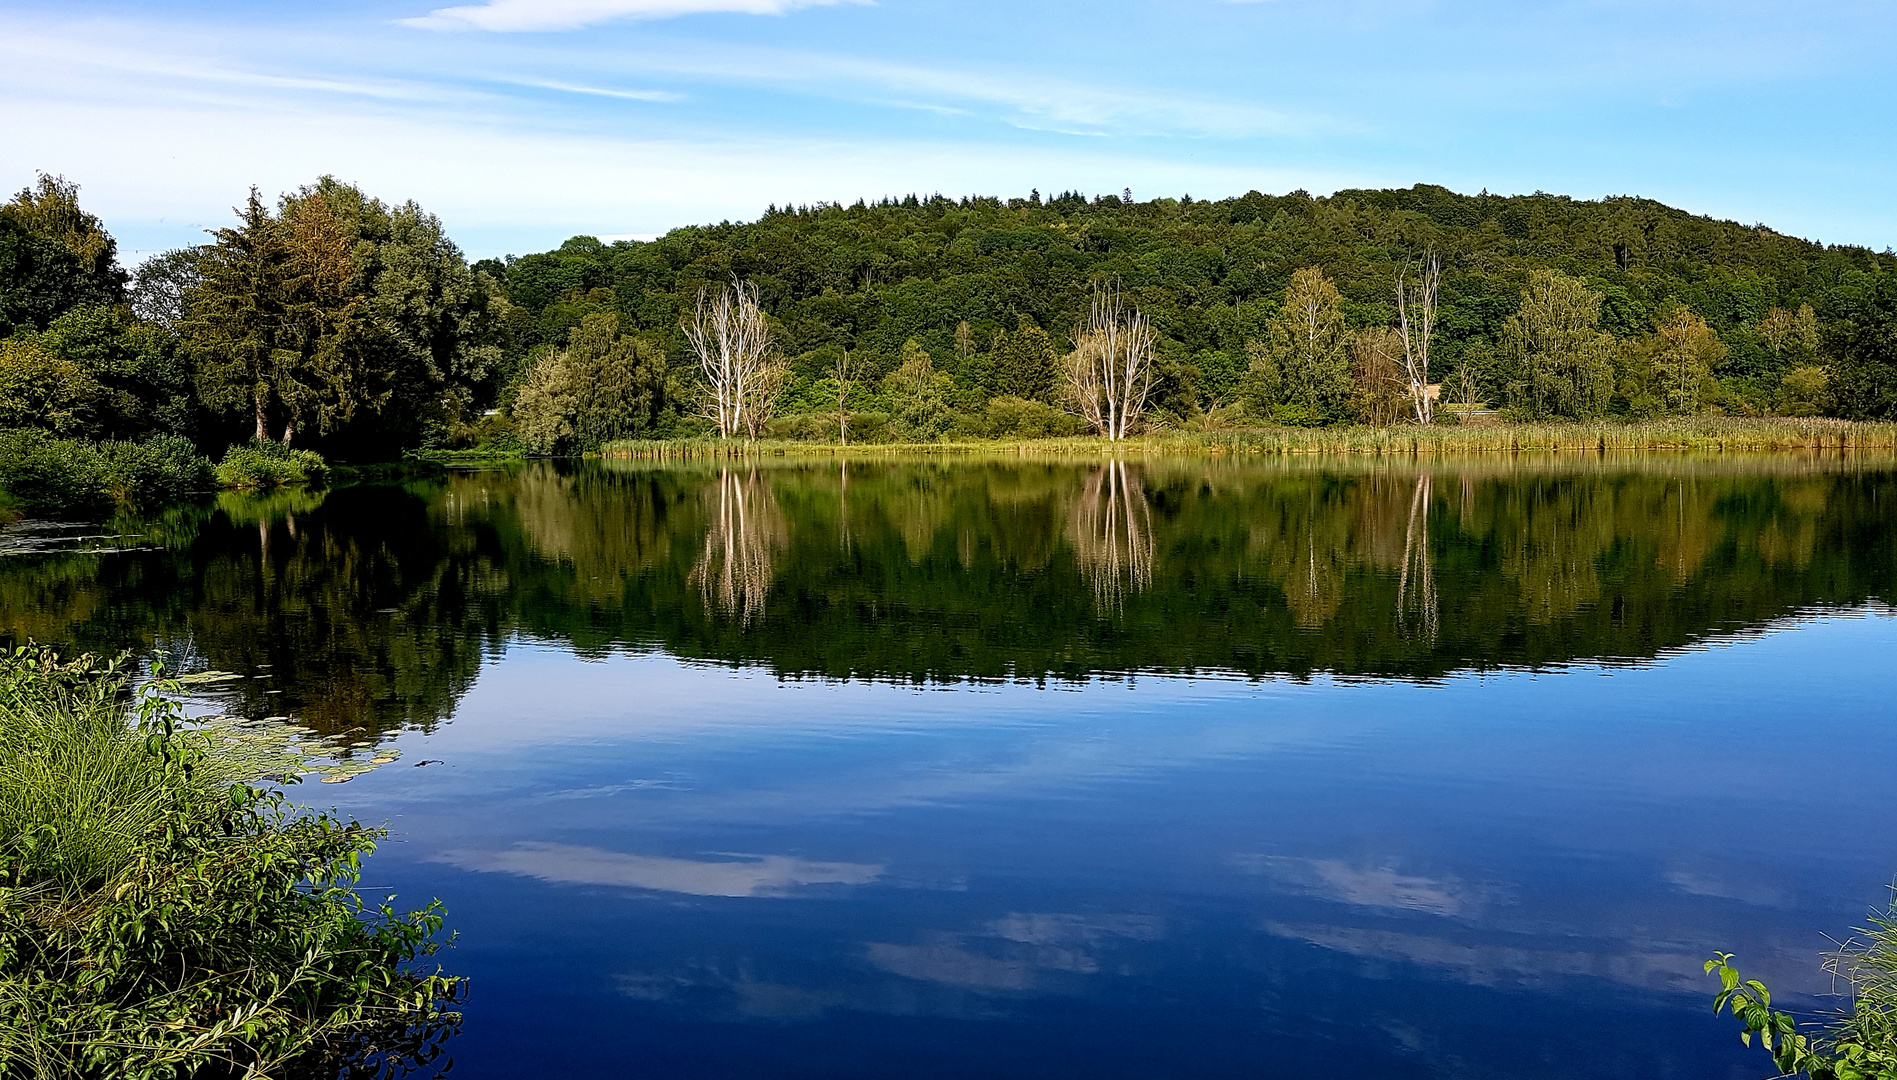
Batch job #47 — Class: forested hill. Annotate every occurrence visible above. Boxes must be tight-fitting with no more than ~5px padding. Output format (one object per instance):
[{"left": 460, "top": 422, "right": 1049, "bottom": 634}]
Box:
[{"left": 482, "top": 184, "right": 1897, "bottom": 410}]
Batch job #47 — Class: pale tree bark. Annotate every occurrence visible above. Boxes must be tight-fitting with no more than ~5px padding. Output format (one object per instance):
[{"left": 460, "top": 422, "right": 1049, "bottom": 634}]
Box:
[
  {"left": 1065, "top": 285, "right": 1156, "bottom": 441},
  {"left": 684, "top": 278, "right": 779, "bottom": 440},
  {"left": 1070, "top": 460, "right": 1154, "bottom": 610},
  {"left": 1396, "top": 250, "right": 1440, "bottom": 425},
  {"left": 1397, "top": 472, "right": 1438, "bottom": 642},
  {"left": 834, "top": 348, "right": 851, "bottom": 446}
]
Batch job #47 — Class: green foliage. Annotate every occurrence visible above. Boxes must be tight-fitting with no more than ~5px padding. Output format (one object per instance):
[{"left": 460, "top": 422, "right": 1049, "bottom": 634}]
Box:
[
  {"left": 973, "top": 395, "right": 1090, "bottom": 438},
  {"left": 0, "top": 430, "right": 213, "bottom": 514},
  {"left": 487, "top": 185, "right": 1897, "bottom": 432},
  {"left": 181, "top": 178, "right": 502, "bottom": 454},
  {"left": 1830, "top": 272, "right": 1897, "bottom": 421},
  {"left": 1501, "top": 269, "right": 1617, "bottom": 420},
  {"left": 0, "top": 647, "right": 460, "bottom": 1078},
  {"left": 882, "top": 341, "right": 957, "bottom": 441},
  {"left": 512, "top": 312, "right": 674, "bottom": 454},
  {"left": 1709, "top": 918, "right": 1897, "bottom": 1080},
  {"left": 214, "top": 440, "right": 329, "bottom": 489},
  {"left": 0, "top": 175, "right": 126, "bottom": 338},
  {"left": 1250, "top": 267, "right": 1352, "bottom": 424}
]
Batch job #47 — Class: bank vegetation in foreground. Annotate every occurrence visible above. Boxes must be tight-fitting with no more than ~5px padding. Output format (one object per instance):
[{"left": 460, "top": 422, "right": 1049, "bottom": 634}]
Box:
[{"left": 0, "top": 647, "right": 459, "bottom": 1079}]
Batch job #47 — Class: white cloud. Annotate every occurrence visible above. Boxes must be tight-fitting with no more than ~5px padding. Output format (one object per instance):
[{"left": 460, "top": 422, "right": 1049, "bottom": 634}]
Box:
[{"left": 401, "top": 0, "right": 866, "bottom": 32}]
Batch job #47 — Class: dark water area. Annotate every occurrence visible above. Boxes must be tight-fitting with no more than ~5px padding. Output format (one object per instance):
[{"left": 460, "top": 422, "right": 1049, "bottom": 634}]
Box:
[{"left": 4, "top": 454, "right": 1896, "bottom": 1078}]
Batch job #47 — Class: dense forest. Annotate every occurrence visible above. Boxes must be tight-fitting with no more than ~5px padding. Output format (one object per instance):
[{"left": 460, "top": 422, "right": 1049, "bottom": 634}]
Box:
[{"left": 5, "top": 172, "right": 1897, "bottom": 481}]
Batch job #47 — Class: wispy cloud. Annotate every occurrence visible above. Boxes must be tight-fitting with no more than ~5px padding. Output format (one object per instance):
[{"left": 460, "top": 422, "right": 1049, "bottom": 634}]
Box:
[
  {"left": 401, "top": 0, "right": 867, "bottom": 32},
  {"left": 508, "top": 78, "right": 685, "bottom": 102}
]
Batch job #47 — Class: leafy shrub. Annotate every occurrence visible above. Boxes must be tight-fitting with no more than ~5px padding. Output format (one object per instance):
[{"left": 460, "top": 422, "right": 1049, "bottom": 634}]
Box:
[
  {"left": 215, "top": 440, "right": 329, "bottom": 489},
  {"left": 977, "top": 396, "right": 1089, "bottom": 438},
  {"left": 0, "top": 647, "right": 460, "bottom": 1078},
  {"left": 0, "top": 429, "right": 212, "bottom": 514},
  {"left": 100, "top": 434, "right": 215, "bottom": 504},
  {"left": 0, "top": 428, "right": 109, "bottom": 513},
  {"left": 1708, "top": 925, "right": 1897, "bottom": 1080}
]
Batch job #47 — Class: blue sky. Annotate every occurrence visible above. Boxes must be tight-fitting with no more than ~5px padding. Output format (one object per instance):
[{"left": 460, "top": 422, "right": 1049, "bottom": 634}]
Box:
[{"left": 1, "top": 0, "right": 1891, "bottom": 262}]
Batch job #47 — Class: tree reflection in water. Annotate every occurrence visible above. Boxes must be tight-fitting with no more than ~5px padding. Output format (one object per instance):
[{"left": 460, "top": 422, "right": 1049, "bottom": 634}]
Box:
[
  {"left": 691, "top": 468, "right": 786, "bottom": 624},
  {"left": 1070, "top": 461, "right": 1154, "bottom": 611},
  {"left": 3, "top": 454, "right": 1896, "bottom": 739},
  {"left": 1399, "top": 472, "right": 1439, "bottom": 643}
]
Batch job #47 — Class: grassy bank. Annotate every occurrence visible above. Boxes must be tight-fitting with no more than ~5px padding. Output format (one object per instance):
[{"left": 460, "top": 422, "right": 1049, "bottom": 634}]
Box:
[
  {"left": 601, "top": 417, "right": 1897, "bottom": 460},
  {"left": 0, "top": 647, "right": 459, "bottom": 1078}
]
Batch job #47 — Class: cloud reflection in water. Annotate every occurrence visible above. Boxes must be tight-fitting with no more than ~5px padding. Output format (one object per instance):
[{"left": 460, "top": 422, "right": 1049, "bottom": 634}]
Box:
[{"left": 433, "top": 842, "right": 882, "bottom": 897}]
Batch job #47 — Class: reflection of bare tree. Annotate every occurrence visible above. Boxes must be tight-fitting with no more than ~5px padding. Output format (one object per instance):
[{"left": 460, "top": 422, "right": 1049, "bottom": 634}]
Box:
[
  {"left": 1397, "top": 473, "right": 1438, "bottom": 642},
  {"left": 1070, "top": 461, "right": 1154, "bottom": 610},
  {"left": 691, "top": 469, "right": 786, "bottom": 624}
]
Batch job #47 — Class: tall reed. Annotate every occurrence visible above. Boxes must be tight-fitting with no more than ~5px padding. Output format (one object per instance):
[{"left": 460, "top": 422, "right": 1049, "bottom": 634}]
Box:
[{"left": 599, "top": 417, "right": 1897, "bottom": 461}]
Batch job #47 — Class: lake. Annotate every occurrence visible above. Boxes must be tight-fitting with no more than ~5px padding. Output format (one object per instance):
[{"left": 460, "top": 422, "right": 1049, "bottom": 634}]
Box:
[{"left": 4, "top": 454, "right": 1895, "bottom": 1079}]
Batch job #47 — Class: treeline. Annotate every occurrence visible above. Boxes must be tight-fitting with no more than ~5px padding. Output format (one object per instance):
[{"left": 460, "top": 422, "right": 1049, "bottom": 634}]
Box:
[
  {"left": 489, "top": 185, "right": 1897, "bottom": 446},
  {"left": 7, "top": 174, "right": 1897, "bottom": 484},
  {"left": 0, "top": 174, "right": 505, "bottom": 512}
]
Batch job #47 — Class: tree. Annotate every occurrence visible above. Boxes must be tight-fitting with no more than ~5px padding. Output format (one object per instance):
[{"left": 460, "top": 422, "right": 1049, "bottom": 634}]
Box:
[
  {"left": 684, "top": 278, "right": 782, "bottom": 439},
  {"left": 1251, "top": 267, "right": 1351, "bottom": 425},
  {"left": 1064, "top": 284, "right": 1156, "bottom": 440},
  {"left": 1829, "top": 272, "right": 1897, "bottom": 421},
  {"left": 834, "top": 348, "right": 852, "bottom": 445},
  {"left": 131, "top": 248, "right": 205, "bottom": 332},
  {"left": 1759, "top": 303, "right": 1820, "bottom": 371},
  {"left": 1647, "top": 305, "right": 1726, "bottom": 414},
  {"left": 30, "top": 304, "right": 195, "bottom": 440},
  {"left": 510, "top": 313, "right": 671, "bottom": 454},
  {"left": 1349, "top": 327, "right": 1409, "bottom": 425},
  {"left": 0, "top": 336, "right": 101, "bottom": 435},
  {"left": 986, "top": 315, "right": 1057, "bottom": 402},
  {"left": 184, "top": 190, "right": 293, "bottom": 444},
  {"left": 883, "top": 340, "right": 956, "bottom": 441},
  {"left": 1396, "top": 251, "right": 1441, "bottom": 424},
  {"left": 510, "top": 349, "right": 574, "bottom": 455},
  {"left": 286, "top": 178, "right": 501, "bottom": 451},
  {"left": 0, "top": 174, "right": 126, "bottom": 336},
  {"left": 1500, "top": 269, "right": 1616, "bottom": 420}
]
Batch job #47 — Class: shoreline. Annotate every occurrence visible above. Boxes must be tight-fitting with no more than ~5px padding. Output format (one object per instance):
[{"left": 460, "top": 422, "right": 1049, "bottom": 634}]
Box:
[{"left": 590, "top": 417, "right": 1897, "bottom": 461}]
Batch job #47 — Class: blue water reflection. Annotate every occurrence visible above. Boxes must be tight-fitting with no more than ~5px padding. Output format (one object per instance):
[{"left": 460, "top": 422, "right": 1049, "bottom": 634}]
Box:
[{"left": 329, "top": 612, "right": 1896, "bottom": 1079}]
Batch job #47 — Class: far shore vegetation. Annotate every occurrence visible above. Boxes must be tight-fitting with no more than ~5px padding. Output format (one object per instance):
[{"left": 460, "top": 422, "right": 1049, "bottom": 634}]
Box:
[{"left": 6, "top": 172, "right": 1897, "bottom": 514}]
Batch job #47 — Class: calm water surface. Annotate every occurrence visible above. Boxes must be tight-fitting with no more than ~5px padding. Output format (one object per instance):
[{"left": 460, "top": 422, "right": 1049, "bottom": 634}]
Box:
[{"left": 5, "top": 455, "right": 1896, "bottom": 1079}]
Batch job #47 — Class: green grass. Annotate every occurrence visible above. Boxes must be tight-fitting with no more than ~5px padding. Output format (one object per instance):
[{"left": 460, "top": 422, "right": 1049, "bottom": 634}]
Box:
[
  {"left": 600, "top": 417, "right": 1897, "bottom": 460},
  {"left": 0, "top": 647, "right": 459, "bottom": 1079}
]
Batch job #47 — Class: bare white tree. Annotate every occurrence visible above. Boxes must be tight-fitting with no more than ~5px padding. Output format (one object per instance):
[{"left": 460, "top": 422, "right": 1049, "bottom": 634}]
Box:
[
  {"left": 1065, "top": 284, "right": 1157, "bottom": 441},
  {"left": 833, "top": 348, "right": 852, "bottom": 446},
  {"left": 1395, "top": 250, "right": 1441, "bottom": 425},
  {"left": 684, "top": 278, "right": 781, "bottom": 440}
]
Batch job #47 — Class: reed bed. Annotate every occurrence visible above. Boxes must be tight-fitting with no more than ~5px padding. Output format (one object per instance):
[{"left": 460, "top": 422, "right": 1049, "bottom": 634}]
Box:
[{"left": 600, "top": 417, "right": 1897, "bottom": 461}]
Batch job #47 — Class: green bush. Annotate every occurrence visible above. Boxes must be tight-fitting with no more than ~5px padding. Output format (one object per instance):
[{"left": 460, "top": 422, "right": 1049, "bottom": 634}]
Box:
[
  {"left": 0, "top": 429, "right": 212, "bottom": 514},
  {"left": 100, "top": 435, "right": 215, "bottom": 505},
  {"left": 0, "top": 647, "right": 460, "bottom": 1078},
  {"left": 215, "top": 440, "right": 329, "bottom": 489},
  {"left": 976, "top": 396, "right": 1089, "bottom": 438},
  {"left": 0, "top": 428, "right": 108, "bottom": 514}
]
